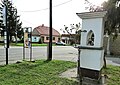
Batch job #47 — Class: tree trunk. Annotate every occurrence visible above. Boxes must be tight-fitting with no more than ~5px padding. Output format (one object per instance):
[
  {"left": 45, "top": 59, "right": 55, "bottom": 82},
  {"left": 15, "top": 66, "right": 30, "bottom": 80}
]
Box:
[
  {"left": 10, "top": 35, "right": 12, "bottom": 43},
  {"left": 15, "top": 35, "right": 17, "bottom": 44}
]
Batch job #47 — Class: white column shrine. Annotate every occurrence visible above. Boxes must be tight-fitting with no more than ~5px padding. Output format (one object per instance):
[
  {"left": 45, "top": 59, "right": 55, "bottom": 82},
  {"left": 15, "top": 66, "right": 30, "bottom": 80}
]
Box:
[{"left": 76, "top": 11, "right": 107, "bottom": 79}]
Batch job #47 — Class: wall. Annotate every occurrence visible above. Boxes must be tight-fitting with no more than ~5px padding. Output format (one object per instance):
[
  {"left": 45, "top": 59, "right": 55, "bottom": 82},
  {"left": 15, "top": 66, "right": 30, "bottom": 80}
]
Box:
[
  {"left": 43, "top": 36, "right": 59, "bottom": 43},
  {"left": 104, "top": 35, "right": 120, "bottom": 55},
  {"left": 81, "top": 18, "right": 104, "bottom": 47},
  {"left": 80, "top": 49, "right": 104, "bottom": 70}
]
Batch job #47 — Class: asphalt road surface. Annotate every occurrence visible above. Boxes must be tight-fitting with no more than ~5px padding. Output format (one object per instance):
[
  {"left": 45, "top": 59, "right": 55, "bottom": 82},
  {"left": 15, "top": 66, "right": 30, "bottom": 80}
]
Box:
[
  {"left": 0, "top": 46, "right": 120, "bottom": 66},
  {"left": 0, "top": 46, "right": 78, "bottom": 65}
]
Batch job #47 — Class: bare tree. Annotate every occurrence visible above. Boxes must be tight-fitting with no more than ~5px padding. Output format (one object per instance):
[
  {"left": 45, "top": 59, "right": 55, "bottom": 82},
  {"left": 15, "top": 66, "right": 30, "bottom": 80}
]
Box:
[{"left": 60, "top": 22, "right": 81, "bottom": 46}]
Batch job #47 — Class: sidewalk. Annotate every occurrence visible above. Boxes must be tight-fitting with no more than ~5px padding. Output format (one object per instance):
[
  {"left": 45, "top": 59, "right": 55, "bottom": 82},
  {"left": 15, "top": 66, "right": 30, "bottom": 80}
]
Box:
[
  {"left": 60, "top": 58, "right": 120, "bottom": 80},
  {"left": 60, "top": 56, "right": 120, "bottom": 85},
  {"left": 106, "top": 56, "right": 120, "bottom": 66}
]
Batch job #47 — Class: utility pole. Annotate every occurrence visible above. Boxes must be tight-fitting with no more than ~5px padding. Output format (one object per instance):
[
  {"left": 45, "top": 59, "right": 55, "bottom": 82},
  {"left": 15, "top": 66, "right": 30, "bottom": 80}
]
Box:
[
  {"left": 47, "top": 0, "right": 52, "bottom": 61},
  {"left": 6, "top": 4, "right": 9, "bottom": 65}
]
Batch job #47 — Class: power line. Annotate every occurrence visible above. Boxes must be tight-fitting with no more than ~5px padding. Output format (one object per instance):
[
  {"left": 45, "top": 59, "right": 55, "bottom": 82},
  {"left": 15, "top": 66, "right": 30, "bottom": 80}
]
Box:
[
  {"left": 21, "top": 19, "right": 36, "bottom": 27},
  {"left": 19, "top": 8, "right": 49, "bottom": 13},
  {"left": 53, "top": 0, "right": 72, "bottom": 7},
  {"left": 18, "top": 0, "right": 73, "bottom": 12}
]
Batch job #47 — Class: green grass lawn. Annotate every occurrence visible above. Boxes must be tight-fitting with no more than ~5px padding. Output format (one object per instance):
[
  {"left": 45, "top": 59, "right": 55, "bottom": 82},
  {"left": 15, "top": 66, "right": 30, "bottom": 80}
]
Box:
[
  {"left": 13, "top": 43, "right": 69, "bottom": 46},
  {"left": 103, "top": 65, "right": 120, "bottom": 85},
  {"left": 0, "top": 43, "right": 55, "bottom": 46},
  {"left": 0, "top": 43, "right": 71, "bottom": 47},
  {"left": 0, "top": 43, "right": 52, "bottom": 46},
  {"left": 0, "top": 60, "right": 120, "bottom": 85},
  {"left": 10, "top": 43, "right": 49, "bottom": 46},
  {"left": 0, "top": 60, "right": 77, "bottom": 85},
  {"left": 9, "top": 43, "right": 61, "bottom": 46}
]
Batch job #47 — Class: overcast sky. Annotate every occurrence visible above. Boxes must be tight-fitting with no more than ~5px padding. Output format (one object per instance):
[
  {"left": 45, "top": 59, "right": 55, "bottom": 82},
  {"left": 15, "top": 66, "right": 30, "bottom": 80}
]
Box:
[{"left": 11, "top": 0, "right": 107, "bottom": 33}]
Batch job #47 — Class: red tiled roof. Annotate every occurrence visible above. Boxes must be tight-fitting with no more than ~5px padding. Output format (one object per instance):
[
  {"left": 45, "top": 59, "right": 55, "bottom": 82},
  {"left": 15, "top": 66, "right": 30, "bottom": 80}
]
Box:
[{"left": 34, "top": 24, "right": 60, "bottom": 36}]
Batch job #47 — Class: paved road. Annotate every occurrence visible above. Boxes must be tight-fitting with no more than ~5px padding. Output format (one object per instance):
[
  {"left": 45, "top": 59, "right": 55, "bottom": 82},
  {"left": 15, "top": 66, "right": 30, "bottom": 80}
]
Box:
[
  {"left": 0, "top": 46, "right": 78, "bottom": 65},
  {"left": 0, "top": 46, "right": 120, "bottom": 66}
]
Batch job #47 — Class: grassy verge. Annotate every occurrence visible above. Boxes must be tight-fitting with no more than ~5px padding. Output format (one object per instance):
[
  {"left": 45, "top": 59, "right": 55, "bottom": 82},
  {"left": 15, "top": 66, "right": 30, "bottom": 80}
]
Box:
[
  {"left": 0, "top": 43, "right": 71, "bottom": 47},
  {"left": 13, "top": 43, "right": 70, "bottom": 46},
  {"left": 0, "top": 43, "right": 4, "bottom": 46},
  {"left": 15, "top": 43, "right": 49, "bottom": 46},
  {"left": 103, "top": 65, "right": 120, "bottom": 85},
  {"left": 10, "top": 43, "right": 49, "bottom": 46},
  {"left": 0, "top": 60, "right": 120, "bottom": 85},
  {"left": 0, "top": 43, "right": 52, "bottom": 46},
  {"left": 0, "top": 60, "right": 77, "bottom": 85}
]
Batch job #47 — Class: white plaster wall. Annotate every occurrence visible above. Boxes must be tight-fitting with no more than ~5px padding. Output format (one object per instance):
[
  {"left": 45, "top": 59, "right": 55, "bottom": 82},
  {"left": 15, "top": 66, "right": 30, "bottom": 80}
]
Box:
[
  {"left": 80, "top": 49, "right": 104, "bottom": 71},
  {"left": 81, "top": 18, "right": 104, "bottom": 47}
]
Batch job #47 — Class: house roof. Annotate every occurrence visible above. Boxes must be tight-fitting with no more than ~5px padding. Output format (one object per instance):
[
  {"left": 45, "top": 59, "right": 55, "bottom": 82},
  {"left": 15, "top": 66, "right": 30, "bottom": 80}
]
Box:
[{"left": 33, "top": 24, "right": 60, "bottom": 36}]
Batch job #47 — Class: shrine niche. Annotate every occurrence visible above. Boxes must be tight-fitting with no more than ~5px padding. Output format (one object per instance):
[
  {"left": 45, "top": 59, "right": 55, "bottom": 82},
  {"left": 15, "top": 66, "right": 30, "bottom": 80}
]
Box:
[{"left": 87, "top": 30, "right": 94, "bottom": 46}]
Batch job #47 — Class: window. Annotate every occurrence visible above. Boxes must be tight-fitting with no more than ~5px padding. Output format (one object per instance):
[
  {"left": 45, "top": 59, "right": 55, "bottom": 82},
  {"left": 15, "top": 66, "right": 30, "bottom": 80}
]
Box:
[
  {"left": 58, "top": 37, "right": 60, "bottom": 42},
  {"left": 34, "top": 37, "right": 36, "bottom": 39},
  {"left": 53, "top": 37, "right": 55, "bottom": 40},
  {"left": 46, "top": 37, "right": 55, "bottom": 40},
  {"left": 41, "top": 37, "right": 44, "bottom": 41},
  {"left": 46, "top": 37, "right": 49, "bottom": 40}
]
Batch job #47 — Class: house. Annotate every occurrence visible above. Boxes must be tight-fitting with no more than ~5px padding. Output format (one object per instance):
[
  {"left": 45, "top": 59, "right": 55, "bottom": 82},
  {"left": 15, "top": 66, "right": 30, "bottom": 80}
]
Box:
[
  {"left": 32, "top": 24, "right": 60, "bottom": 43},
  {"left": 61, "top": 34, "right": 71, "bottom": 44},
  {"left": 61, "top": 34, "right": 80, "bottom": 45}
]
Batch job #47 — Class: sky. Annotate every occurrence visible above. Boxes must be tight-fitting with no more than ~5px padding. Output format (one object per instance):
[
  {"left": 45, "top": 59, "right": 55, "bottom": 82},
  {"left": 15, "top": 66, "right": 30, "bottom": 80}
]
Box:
[{"left": 11, "top": 0, "right": 108, "bottom": 33}]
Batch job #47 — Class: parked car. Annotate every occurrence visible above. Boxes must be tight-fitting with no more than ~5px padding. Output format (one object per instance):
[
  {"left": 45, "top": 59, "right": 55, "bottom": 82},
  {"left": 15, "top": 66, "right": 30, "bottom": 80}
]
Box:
[{"left": 56, "top": 41, "right": 66, "bottom": 46}]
